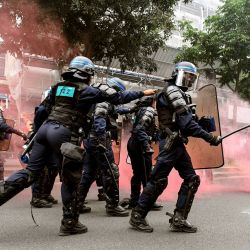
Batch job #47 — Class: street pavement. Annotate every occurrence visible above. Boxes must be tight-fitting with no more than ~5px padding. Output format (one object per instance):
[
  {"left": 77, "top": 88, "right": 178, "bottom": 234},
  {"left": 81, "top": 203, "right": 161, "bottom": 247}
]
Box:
[{"left": 1, "top": 173, "right": 250, "bottom": 250}]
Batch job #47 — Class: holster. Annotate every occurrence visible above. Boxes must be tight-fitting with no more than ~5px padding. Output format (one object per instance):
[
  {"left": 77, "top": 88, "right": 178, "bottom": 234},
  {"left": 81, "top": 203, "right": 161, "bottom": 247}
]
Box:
[
  {"left": 60, "top": 142, "right": 85, "bottom": 162},
  {"left": 163, "top": 128, "right": 179, "bottom": 152}
]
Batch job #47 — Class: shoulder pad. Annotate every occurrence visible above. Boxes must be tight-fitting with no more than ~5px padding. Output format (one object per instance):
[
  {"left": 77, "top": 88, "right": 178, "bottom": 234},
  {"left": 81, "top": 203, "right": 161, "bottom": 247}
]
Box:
[
  {"left": 92, "top": 82, "right": 117, "bottom": 96},
  {"left": 164, "top": 85, "right": 188, "bottom": 114}
]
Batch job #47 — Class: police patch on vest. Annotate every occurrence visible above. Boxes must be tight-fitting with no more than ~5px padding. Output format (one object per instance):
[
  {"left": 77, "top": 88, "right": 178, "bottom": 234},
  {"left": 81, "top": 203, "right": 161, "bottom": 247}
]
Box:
[{"left": 56, "top": 86, "right": 75, "bottom": 97}]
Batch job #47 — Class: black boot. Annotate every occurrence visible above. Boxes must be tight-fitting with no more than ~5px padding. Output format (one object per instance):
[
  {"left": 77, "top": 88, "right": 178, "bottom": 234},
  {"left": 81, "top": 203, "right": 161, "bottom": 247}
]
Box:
[
  {"left": 30, "top": 196, "right": 53, "bottom": 208},
  {"left": 106, "top": 204, "right": 129, "bottom": 217},
  {"left": 151, "top": 202, "right": 163, "bottom": 211},
  {"left": 0, "top": 180, "right": 26, "bottom": 206},
  {"left": 97, "top": 188, "right": 106, "bottom": 201},
  {"left": 79, "top": 187, "right": 91, "bottom": 214},
  {"left": 169, "top": 210, "right": 197, "bottom": 233},
  {"left": 129, "top": 206, "right": 153, "bottom": 233},
  {"left": 44, "top": 194, "right": 58, "bottom": 204},
  {"left": 79, "top": 203, "right": 91, "bottom": 214},
  {"left": 59, "top": 201, "right": 88, "bottom": 236},
  {"left": 128, "top": 200, "right": 137, "bottom": 209},
  {"left": 59, "top": 218, "right": 88, "bottom": 236},
  {"left": 119, "top": 198, "right": 130, "bottom": 208}
]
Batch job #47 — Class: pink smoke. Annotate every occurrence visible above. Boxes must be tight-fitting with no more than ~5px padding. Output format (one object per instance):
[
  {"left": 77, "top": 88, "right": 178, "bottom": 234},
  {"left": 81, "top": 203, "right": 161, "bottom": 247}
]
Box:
[{"left": 119, "top": 91, "right": 250, "bottom": 201}]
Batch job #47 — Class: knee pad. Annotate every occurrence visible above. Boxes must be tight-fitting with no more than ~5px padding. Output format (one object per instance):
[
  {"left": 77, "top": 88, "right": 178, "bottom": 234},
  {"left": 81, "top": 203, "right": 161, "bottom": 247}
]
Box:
[
  {"left": 144, "top": 178, "right": 168, "bottom": 197},
  {"left": 155, "top": 178, "right": 168, "bottom": 193},
  {"left": 188, "top": 175, "right": 200, "bottom": 194}
]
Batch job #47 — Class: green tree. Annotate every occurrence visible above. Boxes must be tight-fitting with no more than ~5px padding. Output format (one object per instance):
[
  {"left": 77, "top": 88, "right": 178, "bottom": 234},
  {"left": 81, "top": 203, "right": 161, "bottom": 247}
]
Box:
[
  {"left": 0, "top": 0, "right": 189, "bottom": 71},
  {"left": 175, "top": 0, "right": 250, "bottom": 100}
]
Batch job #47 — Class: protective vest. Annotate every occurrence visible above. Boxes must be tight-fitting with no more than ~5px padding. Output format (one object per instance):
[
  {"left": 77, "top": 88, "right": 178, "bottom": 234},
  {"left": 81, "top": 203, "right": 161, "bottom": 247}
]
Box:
[
  {"left": 157, "top": 84, "right": 190, "bottom": 132},
  {"left": 48, "top": 81, "right": 88, "bottom": 133}
]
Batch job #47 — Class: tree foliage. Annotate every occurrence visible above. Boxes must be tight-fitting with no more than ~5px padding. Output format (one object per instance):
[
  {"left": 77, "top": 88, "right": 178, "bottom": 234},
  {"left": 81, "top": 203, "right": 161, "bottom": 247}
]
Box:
[
  {"left": 0, "top": 0, "right": 76, "bottom": 65},
  {"left": 175, "top": 0, "right": 250, "bottom": 100},
  {"left": 0, "top": 0, "right": 189, "bottom": 71}
]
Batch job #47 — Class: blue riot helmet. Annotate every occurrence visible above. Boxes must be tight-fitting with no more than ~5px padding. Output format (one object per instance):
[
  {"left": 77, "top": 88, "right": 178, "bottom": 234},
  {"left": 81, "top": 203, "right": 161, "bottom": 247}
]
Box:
[
  {"left": 107, "top": 77, "right": 126, "bottom": 92},
  {"left": 172, "top": 61, "right": 198, "bottom": 91},
  {"left": 62, "top": 56, "right": 95, "bottom": 82}
]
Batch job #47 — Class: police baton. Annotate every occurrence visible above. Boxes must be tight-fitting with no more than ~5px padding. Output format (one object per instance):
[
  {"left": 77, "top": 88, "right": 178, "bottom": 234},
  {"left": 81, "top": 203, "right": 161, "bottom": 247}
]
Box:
[
  {"left": 221, "top": 124, "right": 250, "bottom": 140},
  {"left": 98, "top": 144, "right": 119, "bottom": 192},
  {"left": 20, "top": 132, "right": 37, "bottom": 158}
]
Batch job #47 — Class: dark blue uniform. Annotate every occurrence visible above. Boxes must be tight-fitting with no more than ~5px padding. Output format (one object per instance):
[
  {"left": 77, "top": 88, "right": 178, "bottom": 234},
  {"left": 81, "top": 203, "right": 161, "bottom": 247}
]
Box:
[
  {"left": 0, "top": 80, "right": 144, "bottom": 232},
  {"left": 31, "top": 104, "right": 58, "bottom": 207},
  {"left": 127, "top": 106, "right": 157, "bottom": 208},
  {"left": 79, "top": 103, "right": 131, "bottom": 216},
  {"left": 130, "top": 80, "right": 218, "bottom": 233}
]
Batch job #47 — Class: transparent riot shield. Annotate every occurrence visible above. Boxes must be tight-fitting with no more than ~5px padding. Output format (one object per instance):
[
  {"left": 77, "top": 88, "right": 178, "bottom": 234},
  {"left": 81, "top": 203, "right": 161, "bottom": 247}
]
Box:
[
  {"left": 0, "top": 119, "right": 15, "bottom": 151},
  {"left": 144, "top": 84, "right": 224, "bottom": 169},
  {"left": 187, "top": 84, "right": 224, "bottom": 169}
]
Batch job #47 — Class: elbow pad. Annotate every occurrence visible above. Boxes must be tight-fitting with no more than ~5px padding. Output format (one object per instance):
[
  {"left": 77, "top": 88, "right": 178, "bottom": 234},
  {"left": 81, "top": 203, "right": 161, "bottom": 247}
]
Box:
[
  {"left": 139, "top": 107, "right": 156, "bottom": 127},
  {"left": 94, "top": 102, "right": 109, "bottom": 117}
]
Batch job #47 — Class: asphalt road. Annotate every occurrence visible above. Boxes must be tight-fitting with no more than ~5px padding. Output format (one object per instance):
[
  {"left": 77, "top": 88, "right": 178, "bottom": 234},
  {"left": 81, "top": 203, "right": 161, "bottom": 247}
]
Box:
[{"left": 1, "top": 175, "right": 250, "bottom": 250}]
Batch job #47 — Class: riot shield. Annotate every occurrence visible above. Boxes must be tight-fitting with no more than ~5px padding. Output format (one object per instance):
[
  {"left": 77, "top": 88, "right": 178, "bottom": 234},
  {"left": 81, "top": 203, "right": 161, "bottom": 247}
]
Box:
[
  {"left": 0, "top": 119, "right": 15, "bottom": 151},
  {"left": 187, "top": 84, "right": 224, "bottom": 169},
  {"left": 145, "top": 84, "right": 224, "bottom": 169}
]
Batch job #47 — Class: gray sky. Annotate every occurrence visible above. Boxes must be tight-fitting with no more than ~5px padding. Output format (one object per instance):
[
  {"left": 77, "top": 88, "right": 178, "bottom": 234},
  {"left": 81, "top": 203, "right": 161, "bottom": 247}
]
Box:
[{"left": 194, "top": 0, "right": 222, "bottom": 9}]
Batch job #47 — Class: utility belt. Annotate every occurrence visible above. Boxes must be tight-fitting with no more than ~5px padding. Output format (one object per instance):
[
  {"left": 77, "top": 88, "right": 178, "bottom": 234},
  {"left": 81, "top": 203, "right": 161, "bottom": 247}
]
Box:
[
  {"left": 47, "top": 119, "right": 84, "bottom": 138},
  {"left": 89, "top": 131, "right": 111, "bottom": 139},
  {"left": 159, "top": 128, "right": 188, "bottom": 151}
]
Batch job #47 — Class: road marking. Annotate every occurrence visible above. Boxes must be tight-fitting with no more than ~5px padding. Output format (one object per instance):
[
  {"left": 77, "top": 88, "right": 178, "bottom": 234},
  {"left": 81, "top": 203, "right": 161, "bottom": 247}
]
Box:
[{"left": 241, "top": 209, "right": 250, "bottom": 214}]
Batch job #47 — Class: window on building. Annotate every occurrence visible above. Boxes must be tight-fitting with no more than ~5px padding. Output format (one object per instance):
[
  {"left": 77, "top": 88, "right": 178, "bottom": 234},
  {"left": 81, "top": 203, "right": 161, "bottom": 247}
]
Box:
[{"left": 0, "top": 53, "right": 5, "bottom": 77}]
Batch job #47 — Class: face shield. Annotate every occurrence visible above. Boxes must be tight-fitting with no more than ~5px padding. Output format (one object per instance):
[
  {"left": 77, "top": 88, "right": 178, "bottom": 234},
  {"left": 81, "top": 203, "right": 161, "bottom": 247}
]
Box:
[
  {"left": 0, "top": 94, "right": 9, "bottom": 111},
  {"left": 175, "top": 69, "right": 198, "bottom": 91}
]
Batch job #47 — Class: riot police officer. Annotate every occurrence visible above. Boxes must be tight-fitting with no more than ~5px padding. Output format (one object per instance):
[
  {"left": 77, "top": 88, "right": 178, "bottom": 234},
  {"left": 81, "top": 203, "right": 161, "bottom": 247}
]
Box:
[
  {"left": 129, "top": 61, "right": 222, "bottom": 233},
  {"left": 125, "top": 96, "right": 162, "bottom": 210},
  {"left": 30, "top": 102, "right": 58, "bottom": 208},
  {"left": 0, "top": 56, "right": 156, "bottom": 236},
  {"left": 79, "top": 78, "right": 133, "bottom": 217},
  {"left": 0, "top": 106, "right": 27, "bottom": 180}
]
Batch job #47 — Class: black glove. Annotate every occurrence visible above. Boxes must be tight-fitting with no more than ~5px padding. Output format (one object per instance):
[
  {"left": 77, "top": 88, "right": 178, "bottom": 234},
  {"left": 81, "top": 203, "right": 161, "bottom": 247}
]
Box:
[
  {"left": 199, "top": 116, "right": 216, "bottom": 132},
  {"left": 129, "top": 106, "right": 139, "bottom": 114},
  {"left": 208, "top": 135, "right": 222, "bottom": 146}
]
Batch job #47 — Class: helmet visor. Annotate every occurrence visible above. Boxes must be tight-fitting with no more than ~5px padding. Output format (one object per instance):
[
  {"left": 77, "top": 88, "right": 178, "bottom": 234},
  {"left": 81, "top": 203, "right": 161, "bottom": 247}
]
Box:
[{"left": 176, "top": 70, "right": 198, "bottom": 91}]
